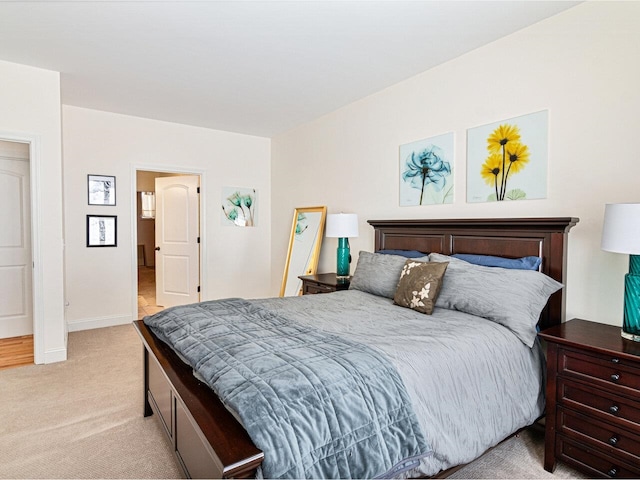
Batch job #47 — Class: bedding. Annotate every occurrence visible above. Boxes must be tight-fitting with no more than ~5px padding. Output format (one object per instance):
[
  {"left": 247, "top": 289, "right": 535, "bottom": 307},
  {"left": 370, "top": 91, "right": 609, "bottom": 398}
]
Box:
[
  {"left": 430, "top": 253, "right": 562, "bottom": 347},
  {"left": 349, "top": 251, "right": 429, "bottom": 299},
  {"left": 393, "top": 260, "right": 448, "bottom": 314},
  {"left": 145, "top": 289, "right": 546, "bottom": 478},
  {"left": 144, "top": 298, "right": 431, "bottom": 479},
  {"left": 451, "top": 253, "right": 542, "bottom": 271}
]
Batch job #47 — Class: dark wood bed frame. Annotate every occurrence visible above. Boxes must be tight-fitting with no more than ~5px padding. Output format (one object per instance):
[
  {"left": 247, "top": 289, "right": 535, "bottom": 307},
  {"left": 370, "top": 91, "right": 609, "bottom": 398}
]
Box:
[{"left": 133, "top": 217, "right": 578, "bottom": 478}]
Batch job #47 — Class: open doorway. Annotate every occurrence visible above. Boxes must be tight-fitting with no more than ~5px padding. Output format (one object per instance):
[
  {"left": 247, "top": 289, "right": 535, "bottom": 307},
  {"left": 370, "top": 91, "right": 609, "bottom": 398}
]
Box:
[
  {"left": 135, "top": 170, "right": 201, "bottom": 319},
  {"left": 136, "top": 170, "right": 162, "bottom": 319}
]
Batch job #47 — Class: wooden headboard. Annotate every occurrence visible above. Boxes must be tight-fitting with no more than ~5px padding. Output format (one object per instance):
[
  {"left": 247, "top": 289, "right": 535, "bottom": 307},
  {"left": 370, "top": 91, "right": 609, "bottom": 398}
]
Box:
[{"left": 368, "top": 217, "right": 579, "bottom": 330}]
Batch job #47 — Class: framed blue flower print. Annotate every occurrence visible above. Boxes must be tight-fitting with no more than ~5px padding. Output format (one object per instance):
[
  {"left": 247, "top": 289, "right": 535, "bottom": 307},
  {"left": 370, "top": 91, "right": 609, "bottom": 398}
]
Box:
[{"left": 399, "top": 132, "right": 454, "bottom": 206}]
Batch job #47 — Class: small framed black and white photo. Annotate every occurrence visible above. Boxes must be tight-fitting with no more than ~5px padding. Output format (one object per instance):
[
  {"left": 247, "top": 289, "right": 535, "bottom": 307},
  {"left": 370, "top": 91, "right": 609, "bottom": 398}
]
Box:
[
  {"left": 88, "top": 174, "right": 116, "bottom": 206},
  {"left": 87, "top": 215, "right": 117, "bottom": 247}
]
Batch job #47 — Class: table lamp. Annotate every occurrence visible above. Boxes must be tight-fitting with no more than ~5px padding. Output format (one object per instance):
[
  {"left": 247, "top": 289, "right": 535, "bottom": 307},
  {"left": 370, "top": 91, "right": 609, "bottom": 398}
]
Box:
[
  {"left": 601, "top": 203, "right": 640, "bottom": 341},
  {"left": 325, "top": 213, "right": 359, "bottom": 278}
]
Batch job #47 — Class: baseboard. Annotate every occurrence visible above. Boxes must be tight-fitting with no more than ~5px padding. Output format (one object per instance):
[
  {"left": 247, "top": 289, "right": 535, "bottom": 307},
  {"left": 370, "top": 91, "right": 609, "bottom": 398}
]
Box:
[
  {"left": 43, "top": 346, "right": 67, "bottom": 364},
  {"left": 67, "top": 314, "right": 132, "bottom": 332}
]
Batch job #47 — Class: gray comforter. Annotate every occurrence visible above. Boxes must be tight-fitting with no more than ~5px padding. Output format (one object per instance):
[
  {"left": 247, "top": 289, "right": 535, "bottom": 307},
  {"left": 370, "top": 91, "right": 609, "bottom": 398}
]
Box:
[
  {"left": 254, "top": 290, "right": 546, "bottom": 477},
  {"left": 146, "top": 289, "right": 545, "bottom": 478},
  {"left": 144, "top": 297, "right": 431, "bottom": 479}
]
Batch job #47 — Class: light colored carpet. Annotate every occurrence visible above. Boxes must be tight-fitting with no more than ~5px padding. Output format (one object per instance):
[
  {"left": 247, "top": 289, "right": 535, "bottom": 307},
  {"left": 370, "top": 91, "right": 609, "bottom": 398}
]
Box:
[
  {"left": 0, "top": 324, "right": 586, "bottom": 479},
  {"left": 450, "top": 426, "right": 586, "bottom": 479},
  {"left": 0, "top": 325, "right": 182, "bottom": 479}
]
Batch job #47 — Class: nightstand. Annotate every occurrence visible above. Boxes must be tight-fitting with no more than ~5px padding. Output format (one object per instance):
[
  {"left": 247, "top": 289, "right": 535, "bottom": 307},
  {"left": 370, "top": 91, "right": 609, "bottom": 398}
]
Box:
[
  {"left": 298, "top": 273, "right": 350, "bottom": 295},
  {"left": 539, "top": 319, "right": 640, "bottom": 478}
]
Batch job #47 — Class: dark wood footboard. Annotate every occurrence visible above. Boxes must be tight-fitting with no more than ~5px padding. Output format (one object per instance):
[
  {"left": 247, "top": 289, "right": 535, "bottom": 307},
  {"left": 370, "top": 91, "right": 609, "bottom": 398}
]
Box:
[{"left": 134, "top": 320, "right": 264, "bottom": 478}]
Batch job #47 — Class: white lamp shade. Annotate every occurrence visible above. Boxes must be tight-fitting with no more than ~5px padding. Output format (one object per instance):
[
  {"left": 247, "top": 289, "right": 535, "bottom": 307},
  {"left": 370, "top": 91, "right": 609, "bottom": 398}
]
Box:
[
  {"left": 601, "top": 203, "right": 640, "bottom": 254},
  {"left": 326, "top": 213, "right": 359, "bottom": 238}
]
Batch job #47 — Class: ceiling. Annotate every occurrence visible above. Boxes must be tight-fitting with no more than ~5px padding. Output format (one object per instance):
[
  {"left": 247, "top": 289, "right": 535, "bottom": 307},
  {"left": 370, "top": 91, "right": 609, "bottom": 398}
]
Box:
[{"left": 0, "top": 1, "right": 579, "bottom": 138}]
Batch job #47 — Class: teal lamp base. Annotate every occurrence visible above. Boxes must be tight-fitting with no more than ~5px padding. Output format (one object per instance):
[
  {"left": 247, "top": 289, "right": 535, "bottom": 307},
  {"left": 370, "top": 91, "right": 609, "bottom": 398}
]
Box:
[
  {"left": 336, "top": 238, "right": 351, "bottom": 278},
  {"left": 622, "top": 254, "right": 640, "bottom": 342}
]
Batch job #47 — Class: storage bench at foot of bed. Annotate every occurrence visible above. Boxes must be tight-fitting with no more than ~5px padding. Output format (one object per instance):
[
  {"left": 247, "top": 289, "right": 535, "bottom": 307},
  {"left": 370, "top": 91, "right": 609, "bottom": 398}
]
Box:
[{"left": 135, "top": 320, "right": 264, "bottom": 479}]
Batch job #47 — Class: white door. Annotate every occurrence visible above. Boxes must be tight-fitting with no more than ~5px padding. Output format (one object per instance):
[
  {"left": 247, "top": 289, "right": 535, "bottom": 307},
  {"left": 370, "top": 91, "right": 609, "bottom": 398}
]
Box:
[
  {"left": 155, "top": 175, "right": 200, "bottom": 308},
  {"left": 0, "top": 148, "right": 32, "bottom": 338}
]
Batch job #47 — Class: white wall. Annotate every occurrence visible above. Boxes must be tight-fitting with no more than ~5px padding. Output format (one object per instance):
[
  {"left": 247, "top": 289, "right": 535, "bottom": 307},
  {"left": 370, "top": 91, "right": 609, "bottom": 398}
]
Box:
[
  {"left": 271, "top": 2, "right": 640, "bottom": 326},
  {"left": 0, "top": 60, "right": 66, "bottom": 363},
  {"left": 63, "top": 106, "right": 271, "bottom": 331}
]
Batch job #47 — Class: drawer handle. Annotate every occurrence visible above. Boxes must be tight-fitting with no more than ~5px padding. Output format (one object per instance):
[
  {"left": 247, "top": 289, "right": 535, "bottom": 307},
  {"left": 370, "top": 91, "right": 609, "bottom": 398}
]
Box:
[
  {"left": 611, "top": 358, "right": 620, "bottom": 364},
  {"left": 609, "top": 436, "right": 619, "bottom": 446},
  {"left": 608, "top": 467, "right": 618, "bottom": 477},
  {"left": 609, "top": 405, "right": 619, "bottom": 414},
  {"left": 610, "top": 373, "right": 620, "bottom": 382}
]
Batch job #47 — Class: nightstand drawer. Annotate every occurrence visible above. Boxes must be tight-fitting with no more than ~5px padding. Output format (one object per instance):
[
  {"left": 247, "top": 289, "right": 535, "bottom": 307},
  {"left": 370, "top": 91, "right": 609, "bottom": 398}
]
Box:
[
  {"left": 559, "top": 408, "right": 640, "bottom": 463},
  {"left": 560, "top": 348, "right": 640, "bottom": 396},
  {"left": 304, "top": 283, "right": 334, "bottom": 295},
  {"left": 299, "top": 273, "right": 350, "bottom": 295},
  {"left": 559, "top": 379, "right": 640, "bottom": 431},
  {"left": 557, "top": 436, "right": 640, "bottom": 478}
]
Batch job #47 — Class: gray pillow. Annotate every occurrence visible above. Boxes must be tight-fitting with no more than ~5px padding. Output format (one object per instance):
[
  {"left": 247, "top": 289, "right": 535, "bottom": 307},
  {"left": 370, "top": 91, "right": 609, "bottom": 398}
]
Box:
[
  {"left": 429, "top": 253, "right": 563, "bottom": 347},
  {"left": 349, "top": 251, "right": 429, "bottom": 299}
]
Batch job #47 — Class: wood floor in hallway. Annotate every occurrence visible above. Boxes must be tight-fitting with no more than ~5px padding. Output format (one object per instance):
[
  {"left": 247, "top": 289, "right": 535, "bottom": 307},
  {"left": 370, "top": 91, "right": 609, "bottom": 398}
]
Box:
[
  {"left": 138, "top": 266, "right": 165, "bottom": 319},
  {"left": 0, "top": 335, "right": 33, "bottom": 370}
]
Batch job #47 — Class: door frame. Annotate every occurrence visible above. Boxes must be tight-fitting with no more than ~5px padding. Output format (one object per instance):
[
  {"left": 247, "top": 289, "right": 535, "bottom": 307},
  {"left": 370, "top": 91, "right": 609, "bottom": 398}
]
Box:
[
  {"left": 130, "top": 164, "right": 206, "bottom": 320},
  {"left": 0, "top": 131, "right": 45, "bottom": 364}
]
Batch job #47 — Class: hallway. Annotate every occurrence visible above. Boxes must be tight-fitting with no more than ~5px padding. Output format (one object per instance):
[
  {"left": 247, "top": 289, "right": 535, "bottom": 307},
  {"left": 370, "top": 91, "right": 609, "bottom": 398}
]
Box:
[{"left": 137, "top": 266, "right": 165, "bottom": 319}]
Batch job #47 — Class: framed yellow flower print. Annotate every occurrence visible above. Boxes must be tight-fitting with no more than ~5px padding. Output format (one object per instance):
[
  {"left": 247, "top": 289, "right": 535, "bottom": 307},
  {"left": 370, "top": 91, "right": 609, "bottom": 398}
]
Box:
[{"left": 467, "top": 110, "right": 548, "bottom": 203}]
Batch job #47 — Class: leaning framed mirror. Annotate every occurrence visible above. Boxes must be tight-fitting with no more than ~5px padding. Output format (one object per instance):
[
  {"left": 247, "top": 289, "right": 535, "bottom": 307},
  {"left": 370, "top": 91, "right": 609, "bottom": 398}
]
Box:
[{"left": 280, "top": 206, "right": 327, "bottom": 296}]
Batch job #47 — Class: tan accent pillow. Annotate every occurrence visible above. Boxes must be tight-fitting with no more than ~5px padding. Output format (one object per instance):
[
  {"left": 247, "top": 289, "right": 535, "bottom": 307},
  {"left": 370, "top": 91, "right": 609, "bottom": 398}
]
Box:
[{"left": 393, "top": 260, "right": 449, "bottom": 314}]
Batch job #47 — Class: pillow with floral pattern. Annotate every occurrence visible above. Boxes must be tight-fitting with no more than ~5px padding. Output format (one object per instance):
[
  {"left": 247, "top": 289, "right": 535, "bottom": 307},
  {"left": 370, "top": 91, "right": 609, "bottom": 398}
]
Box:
[{"left": 393, "top": 260, "right": 449, "bottom": 314}]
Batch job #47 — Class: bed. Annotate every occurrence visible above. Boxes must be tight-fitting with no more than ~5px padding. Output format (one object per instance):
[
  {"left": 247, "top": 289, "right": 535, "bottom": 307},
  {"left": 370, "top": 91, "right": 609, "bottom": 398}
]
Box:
[{"left": 134, "top": 217, "right": 578, "bottom": 478}]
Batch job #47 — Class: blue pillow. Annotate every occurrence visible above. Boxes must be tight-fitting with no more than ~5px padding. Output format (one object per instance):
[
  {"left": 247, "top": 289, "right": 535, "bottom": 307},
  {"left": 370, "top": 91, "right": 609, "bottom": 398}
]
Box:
[
  {"left": 451, "top": 253, "right": 541, "bottom": 271},
  {"left": 376, "top": 249, "right": 427, "bottom": 258}
]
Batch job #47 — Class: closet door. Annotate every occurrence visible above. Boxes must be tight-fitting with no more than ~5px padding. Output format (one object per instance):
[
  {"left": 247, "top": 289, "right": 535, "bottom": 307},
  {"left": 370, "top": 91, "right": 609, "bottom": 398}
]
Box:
[{"left": 0, "top": 151, "right": 32, "bottom": 338}]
